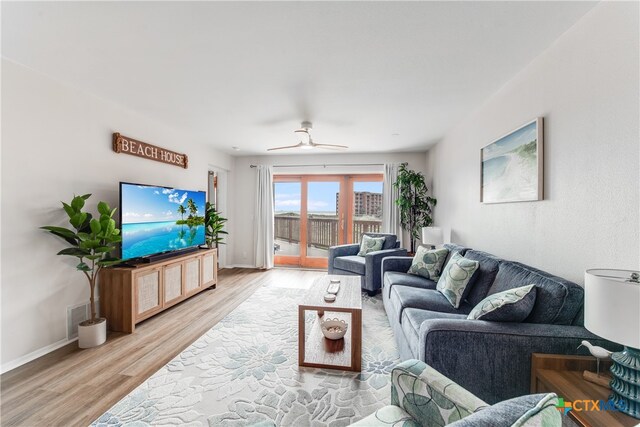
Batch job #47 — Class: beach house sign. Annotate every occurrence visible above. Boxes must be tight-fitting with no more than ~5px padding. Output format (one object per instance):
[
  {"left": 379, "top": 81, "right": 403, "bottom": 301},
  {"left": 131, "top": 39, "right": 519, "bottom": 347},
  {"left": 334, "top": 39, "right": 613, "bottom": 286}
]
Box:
[{"left": 112, "top": 133, "right": 189, "bottom": 169}]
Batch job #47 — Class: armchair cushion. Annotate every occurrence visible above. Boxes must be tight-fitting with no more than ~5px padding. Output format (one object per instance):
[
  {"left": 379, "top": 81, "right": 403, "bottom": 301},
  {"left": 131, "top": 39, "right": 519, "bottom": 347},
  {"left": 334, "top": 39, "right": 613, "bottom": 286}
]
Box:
[
  {"left": 333, "top": 255, "right": 366, "bottom": 275},
  {"left": 357, "top": 234, "right": 386, "bottom": 256},
  {"left": 363, "top": 232, "right": 399, "bottom": 250},
  {"left": 391, "top": 359, "right": 488, "bottom": 426},
  {"left": 448, "top": 393, "right": 559, "bottom": 427},
  {"left": 408, "top": 247, "right": 449, "bottom": 280}
]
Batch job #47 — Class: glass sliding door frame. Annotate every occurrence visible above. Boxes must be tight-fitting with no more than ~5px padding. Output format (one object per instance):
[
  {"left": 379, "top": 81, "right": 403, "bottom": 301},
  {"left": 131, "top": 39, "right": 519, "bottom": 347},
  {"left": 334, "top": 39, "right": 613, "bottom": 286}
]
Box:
[{"left": 273, "top": 173, "right": 383, "bottom": 269}]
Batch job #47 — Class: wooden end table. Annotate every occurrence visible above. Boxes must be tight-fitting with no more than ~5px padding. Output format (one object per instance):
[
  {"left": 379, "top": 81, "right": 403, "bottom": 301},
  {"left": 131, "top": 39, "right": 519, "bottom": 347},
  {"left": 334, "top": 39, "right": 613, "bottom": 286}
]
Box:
[
  {"left": 531, "top": 353, "right": 638, "bottom": 427},
  {"left": 298, "top": 275, "right": 362, "bottom": 371}
]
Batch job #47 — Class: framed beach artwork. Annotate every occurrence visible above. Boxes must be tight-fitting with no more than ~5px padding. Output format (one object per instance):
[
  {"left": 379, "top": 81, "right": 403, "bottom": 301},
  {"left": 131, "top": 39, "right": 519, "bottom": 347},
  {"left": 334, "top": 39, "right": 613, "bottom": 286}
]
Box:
[{"left": 481, "top": 117, "right": 543, "bottom": 203}]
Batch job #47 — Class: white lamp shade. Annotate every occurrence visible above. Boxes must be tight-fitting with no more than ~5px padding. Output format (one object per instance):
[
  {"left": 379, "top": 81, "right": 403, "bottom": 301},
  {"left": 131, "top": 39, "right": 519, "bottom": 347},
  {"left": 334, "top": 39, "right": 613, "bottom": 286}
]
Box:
[
  {"left": 421, "top": 227, "right": 443, "bottom": 246},
  {"left": 584, "top": 269, "right": 640, "bottom": 349}
]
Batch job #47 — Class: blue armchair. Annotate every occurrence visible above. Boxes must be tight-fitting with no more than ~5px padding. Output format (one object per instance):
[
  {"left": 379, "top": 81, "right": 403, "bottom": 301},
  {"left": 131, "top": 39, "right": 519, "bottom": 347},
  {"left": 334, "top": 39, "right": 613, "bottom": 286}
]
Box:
[{"left": 328, "top": 233, "right": 407, "bottom": 295}]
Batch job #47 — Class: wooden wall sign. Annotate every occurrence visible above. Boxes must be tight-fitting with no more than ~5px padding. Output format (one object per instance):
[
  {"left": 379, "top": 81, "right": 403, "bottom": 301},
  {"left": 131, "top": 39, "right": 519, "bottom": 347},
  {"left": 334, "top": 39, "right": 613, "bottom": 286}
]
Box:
[{"left": 112, "top": 133, "right": 188, "bottom": 169}]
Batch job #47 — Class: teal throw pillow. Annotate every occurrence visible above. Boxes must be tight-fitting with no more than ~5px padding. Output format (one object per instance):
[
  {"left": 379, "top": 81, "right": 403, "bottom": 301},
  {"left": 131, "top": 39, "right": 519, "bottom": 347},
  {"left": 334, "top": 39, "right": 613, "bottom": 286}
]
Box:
[
  {"left": 407, "top": 246, "right": 449, "bottom": 280},
  {"left": 357, "top": 235, "right": 385, "bottom": 256},
  {"left": 467, "top": 284, "right": 537, "bottom": 322},
  {"left": 436, "top": 252, "right": 480, "bottom": 308}
]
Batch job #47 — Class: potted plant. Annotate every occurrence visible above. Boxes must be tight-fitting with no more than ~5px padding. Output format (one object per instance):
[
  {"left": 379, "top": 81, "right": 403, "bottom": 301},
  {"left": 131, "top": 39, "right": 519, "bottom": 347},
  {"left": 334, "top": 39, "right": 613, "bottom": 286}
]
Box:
[
  {"left": 41, "top": 194, "right": 122, "bottom": 348},
  {"left": 204, "top": 202, "right": 228, "bottom": 248},
  {"left": 393, "top": 163, "right": 437, "bottom": 254}
]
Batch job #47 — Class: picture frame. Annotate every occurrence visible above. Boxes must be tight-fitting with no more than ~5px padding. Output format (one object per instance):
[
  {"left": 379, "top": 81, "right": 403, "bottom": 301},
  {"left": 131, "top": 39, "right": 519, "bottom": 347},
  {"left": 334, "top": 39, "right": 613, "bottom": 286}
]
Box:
[{"left": 480, "top": 117, "right": 543, "bottom": 204}]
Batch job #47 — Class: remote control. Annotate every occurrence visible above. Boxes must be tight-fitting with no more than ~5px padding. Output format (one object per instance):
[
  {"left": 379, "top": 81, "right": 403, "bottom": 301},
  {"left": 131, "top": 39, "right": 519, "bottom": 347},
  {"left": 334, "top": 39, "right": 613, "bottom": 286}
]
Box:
[{"left": 327, "top": 282, "right": 340, "bottom": 294}]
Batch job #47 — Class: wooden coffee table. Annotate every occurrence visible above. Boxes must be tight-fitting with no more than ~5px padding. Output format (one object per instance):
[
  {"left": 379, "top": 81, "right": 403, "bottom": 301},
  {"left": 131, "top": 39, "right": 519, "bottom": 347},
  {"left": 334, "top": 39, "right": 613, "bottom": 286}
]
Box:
[{"left": 298, "top": 275, "right": 362, "bottom": 371}]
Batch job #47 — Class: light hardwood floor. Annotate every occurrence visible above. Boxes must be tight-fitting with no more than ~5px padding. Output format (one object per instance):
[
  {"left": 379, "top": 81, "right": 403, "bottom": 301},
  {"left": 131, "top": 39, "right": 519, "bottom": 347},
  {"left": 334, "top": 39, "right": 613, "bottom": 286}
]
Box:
[{"left": 1, "top": 267, "right": 322, "bottom": 427}]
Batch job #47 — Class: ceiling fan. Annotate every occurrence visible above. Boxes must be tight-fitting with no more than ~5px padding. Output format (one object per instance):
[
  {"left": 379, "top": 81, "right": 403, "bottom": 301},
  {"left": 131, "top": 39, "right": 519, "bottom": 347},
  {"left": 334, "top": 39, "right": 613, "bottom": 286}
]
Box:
[{"left": 267, "top": 121, "right": 348, "bottom": 151}]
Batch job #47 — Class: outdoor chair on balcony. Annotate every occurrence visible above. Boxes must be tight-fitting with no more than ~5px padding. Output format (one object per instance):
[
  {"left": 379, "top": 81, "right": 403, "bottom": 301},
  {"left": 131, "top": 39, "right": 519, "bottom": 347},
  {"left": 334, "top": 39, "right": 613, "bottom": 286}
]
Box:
[{"left": 328, "top": 233, "right": 407, "bottom": 295}]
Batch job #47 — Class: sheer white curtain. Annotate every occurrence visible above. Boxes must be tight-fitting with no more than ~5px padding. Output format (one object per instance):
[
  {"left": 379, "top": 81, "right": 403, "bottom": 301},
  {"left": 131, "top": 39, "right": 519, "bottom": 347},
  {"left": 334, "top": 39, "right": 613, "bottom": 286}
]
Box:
[
  {"left": 382, "top": 163, "right": 402, "bottom": 240},
  {"left": 254, "top": 165, "right": 274, "bottom": 269}
]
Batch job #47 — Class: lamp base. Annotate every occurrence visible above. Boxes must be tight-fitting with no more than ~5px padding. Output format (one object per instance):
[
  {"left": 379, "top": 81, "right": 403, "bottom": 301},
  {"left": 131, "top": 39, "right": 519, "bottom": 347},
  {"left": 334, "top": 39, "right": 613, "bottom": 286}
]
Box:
[{"left": 610, "top": 346, "right": 640, "bottom": 418}]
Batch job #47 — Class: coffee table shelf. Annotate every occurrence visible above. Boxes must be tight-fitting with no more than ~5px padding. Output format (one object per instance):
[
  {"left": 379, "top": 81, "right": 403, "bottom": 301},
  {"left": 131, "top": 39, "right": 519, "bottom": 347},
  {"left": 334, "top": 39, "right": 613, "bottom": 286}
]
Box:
[{"left": 298, "top": 275, "right": 362, "bottom": 372}]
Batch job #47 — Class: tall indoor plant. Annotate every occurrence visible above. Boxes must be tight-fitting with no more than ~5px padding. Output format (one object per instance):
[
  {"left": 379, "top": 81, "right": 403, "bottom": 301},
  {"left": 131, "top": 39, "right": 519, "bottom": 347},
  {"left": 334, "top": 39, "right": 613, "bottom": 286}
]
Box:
[
  {"left": 204, "top": 201, "right": 228, "bottom": 248},
  {"left": 41, "top": 194, "right": 121, "bottom": 348},
  {"left": 393, "top": 163, "right": 437, "bottom": 253}
]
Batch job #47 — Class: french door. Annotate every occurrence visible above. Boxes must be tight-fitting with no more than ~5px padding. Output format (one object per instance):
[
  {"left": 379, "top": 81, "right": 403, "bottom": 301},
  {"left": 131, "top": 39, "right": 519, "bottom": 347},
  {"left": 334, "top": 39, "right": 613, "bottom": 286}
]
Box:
[{"left": 273, "top": 174, "right": 383, "bottom": 269}]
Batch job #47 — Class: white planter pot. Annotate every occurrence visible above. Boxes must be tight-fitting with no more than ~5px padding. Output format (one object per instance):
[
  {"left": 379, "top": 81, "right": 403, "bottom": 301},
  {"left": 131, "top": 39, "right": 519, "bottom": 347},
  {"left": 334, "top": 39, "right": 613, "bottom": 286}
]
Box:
[{"left": 78, "top": 318, "right": 107, "bottom": 348}]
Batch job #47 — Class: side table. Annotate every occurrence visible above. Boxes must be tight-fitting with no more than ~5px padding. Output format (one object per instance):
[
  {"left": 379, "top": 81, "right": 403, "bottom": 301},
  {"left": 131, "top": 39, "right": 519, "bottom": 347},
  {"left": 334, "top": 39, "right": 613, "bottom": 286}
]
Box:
[{"left": 531, "top": 353, "right": 638, "bottom": 427}]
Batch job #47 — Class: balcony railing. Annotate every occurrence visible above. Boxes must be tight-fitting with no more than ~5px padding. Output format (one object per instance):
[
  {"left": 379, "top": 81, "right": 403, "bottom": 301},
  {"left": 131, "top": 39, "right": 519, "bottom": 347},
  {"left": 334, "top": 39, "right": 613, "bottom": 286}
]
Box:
[{"left": 274, "top": 215, "right": 382, "bottom": 250}]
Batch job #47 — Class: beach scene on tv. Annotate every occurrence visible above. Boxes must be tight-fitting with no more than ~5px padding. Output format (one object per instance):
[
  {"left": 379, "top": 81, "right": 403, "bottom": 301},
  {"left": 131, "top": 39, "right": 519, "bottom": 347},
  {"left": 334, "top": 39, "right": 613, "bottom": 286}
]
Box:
[
  {"left": 482, "top": 121, "right": 539, "bottom": 203},
  {"left": 121, "top": 184, "right": 206, "bottom": 260}
]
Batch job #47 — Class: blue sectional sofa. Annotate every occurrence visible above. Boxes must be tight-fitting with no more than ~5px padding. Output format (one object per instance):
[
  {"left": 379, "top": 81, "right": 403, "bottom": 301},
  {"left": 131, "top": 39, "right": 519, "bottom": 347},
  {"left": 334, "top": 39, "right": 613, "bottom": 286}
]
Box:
[{"left": 381, "top": 243, "right": 621, "bottom": 404}]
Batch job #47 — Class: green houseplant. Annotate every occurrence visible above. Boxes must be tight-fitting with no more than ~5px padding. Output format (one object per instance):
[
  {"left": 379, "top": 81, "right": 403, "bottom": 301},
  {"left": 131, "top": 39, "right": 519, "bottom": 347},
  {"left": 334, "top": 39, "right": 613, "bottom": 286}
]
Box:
[
  {"left": 205, "top": 202, "right": 228, "bottom": 248},
  {"left": 393, "top": 163, "right": 437, "bottom": 253},
  {"left": 41, "top": 194, "right": 121, "bottom": 348}
]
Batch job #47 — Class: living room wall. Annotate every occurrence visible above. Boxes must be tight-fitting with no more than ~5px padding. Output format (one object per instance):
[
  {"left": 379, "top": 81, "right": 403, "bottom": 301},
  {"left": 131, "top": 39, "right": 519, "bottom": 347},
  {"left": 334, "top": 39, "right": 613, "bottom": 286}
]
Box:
[
  {"left": 427, "top": 1, "right": 639, "bottom": 284},
  {"left": 0, "top": 59, "right": 232, "bottom": 371},
  {"left": 229, "top": 152, "right": 429, "bottom": 267}
]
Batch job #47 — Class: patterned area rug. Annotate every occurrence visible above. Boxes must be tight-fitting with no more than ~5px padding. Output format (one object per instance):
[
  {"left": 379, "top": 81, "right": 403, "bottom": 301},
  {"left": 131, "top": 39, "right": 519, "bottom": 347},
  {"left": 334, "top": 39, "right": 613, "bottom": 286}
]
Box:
[{"left": 92, "top": 277, "right": 400, "bottom": 426}]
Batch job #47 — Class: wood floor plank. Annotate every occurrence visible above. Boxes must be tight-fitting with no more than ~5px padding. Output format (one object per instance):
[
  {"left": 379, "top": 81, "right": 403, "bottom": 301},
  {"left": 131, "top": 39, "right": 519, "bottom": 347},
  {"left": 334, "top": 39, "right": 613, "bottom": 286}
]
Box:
[{"left": 0, "top": 267, "right": 317, "bottom": 427}]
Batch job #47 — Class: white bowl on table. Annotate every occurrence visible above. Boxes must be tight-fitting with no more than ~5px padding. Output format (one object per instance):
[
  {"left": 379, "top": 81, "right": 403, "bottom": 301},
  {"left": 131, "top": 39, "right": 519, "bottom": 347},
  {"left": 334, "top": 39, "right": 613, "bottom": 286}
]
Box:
[{"left": 320, "top": 318, "right": 348, "bottom": 340}]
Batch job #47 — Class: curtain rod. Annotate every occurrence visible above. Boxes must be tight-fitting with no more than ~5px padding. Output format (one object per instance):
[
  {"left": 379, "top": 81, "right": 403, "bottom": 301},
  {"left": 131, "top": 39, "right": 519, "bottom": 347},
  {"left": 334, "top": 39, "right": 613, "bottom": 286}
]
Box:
[{"left": 250, "top": 163, "right": 384, "bottom": 168}]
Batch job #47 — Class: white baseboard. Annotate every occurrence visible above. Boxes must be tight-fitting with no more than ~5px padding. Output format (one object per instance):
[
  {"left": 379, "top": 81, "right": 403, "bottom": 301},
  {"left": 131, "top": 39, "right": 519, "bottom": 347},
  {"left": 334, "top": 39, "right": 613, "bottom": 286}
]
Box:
[
  {"left": 224, "top": 264, "right": 258, "bottom": 269},
  {"left": 1, "top": 337, "right": 77, "bottom": 374}
]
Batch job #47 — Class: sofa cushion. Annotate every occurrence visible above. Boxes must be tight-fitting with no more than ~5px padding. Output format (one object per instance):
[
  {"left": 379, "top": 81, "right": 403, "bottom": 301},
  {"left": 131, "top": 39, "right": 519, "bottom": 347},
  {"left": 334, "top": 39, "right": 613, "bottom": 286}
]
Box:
[
  {"left": 467, "top": 284, "right": 537, "bottom": 322},
  {"left": 357, "top": 235, "right": 385, "bottom": 256},
  {"left": 384, "top": 272, "right": 437, "bottom": 298},
  {"left": 363, "top": 233, "right": 398, "bottom": 250},
  {"left": 333, "top": 255, "right": 366, "bottom": 275},
  {"left": 489, "top": 261, "right": 584, "bottom": 325},
  {"left": 463, "top": 250, "right": 501, "bottom": 307},
  {"left": 408, "top": 247, "right": 449, "bottom": 280},
  {"left": 391, "top": 285, "right": 473, "bottom": 323},
  {"left": 443, "top": 243, "right": 470, "bottom": 265},
  {"left": 436, "top": 253, "right": 480, "bottom": 308}
]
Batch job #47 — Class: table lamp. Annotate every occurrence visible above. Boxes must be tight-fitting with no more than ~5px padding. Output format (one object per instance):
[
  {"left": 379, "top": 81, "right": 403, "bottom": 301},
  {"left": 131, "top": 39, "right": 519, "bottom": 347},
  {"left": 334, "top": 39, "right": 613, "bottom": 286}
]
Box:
[
  {"left": 421, "top": 226, "right": 443, "bottom": 249},
  {"left": 584, "top": 269, "right": 640, "bottom": 418}
]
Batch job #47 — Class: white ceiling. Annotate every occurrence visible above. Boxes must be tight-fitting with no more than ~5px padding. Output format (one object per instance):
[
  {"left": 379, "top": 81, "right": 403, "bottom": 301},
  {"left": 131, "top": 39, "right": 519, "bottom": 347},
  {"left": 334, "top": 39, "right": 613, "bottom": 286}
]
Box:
[{"left": 2, "top": 1, "right": 597, "bottom": 156}]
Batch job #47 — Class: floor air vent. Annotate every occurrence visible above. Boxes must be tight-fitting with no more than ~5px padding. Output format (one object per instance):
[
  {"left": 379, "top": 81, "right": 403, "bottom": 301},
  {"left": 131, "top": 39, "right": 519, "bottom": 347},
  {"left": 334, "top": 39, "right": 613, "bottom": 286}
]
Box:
[{"left": 66, "top": 300, "right": 99, "bottom": 340}]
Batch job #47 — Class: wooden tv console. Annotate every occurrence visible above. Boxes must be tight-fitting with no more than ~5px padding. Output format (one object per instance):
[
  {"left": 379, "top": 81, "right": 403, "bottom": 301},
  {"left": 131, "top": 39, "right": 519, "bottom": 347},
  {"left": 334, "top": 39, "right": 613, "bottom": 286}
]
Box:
[{"left": 99, "top": 248, "right": 217, "bottom": 333}]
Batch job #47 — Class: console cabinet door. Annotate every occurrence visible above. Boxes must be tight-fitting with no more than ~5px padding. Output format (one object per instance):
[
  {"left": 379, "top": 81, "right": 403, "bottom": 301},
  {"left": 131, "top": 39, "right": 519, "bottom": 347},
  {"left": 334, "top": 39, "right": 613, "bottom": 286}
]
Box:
[
  {"left": 201, "top": 251, "right": 217, "bottom": 288},
  {"left": 134, "top": 268, "right": 163, "bottom": 321},
  {"left": 184, "top": 257, "right": 201, "bottom": 295},
  {"left": 163, "top": 261, "right": 184, "bottom": 306}
]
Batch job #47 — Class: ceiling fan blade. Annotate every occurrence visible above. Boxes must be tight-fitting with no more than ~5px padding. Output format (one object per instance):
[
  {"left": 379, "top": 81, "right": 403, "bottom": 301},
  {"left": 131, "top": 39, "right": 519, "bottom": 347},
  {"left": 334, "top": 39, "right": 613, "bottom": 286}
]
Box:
[
  {"left": 267, "top": 142, "right": 303, "bottom": 151},
  {"left": 312, "top": 143, "right": 348, "bottom": 150}
]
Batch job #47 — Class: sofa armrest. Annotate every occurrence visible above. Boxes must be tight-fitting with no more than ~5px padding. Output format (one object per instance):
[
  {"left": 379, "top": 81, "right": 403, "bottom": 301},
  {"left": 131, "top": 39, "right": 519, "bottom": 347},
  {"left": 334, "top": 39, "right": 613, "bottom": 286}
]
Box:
[
  {"left": 381, "top": 256, "right": 414, "bottom": 275},
  {"left": 363, "top": 248, "right": 408, "bottom": 292},
  {"left": 391, "top": 359, "right": 488, "bottom": 425},
  {"left": 328, "top": 244, "right": 360, "bottom": 273},
  {"left": 418, "top": 319, "right": 623, "bottom": 404}
]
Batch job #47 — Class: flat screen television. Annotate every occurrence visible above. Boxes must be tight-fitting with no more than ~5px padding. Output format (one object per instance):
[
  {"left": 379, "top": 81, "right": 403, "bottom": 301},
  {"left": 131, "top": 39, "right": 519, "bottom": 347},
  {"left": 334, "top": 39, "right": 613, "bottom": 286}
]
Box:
[{"left": 119, "top": 182, "right": 206, "bottom": 261}]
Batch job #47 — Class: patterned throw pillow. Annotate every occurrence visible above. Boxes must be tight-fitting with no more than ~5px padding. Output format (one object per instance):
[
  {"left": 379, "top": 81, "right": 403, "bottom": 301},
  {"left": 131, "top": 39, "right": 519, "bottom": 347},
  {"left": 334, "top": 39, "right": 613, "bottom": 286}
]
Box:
[
  {"left": 467, "top": 284, "right": 537, "bottom": 322},
  {"left": 357, "top": 235, "right": 386, "bottom": 256},
  {"left": 436, "top": 252, "right": 480, "bottom": 308},
  {"left": 407, "top": 247, "right": 449, "bottom": 280}
]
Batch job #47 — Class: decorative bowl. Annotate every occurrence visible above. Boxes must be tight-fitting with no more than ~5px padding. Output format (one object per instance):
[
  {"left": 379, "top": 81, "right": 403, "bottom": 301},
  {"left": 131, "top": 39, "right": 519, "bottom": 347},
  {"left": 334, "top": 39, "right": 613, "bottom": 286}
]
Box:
[{"left": 320, "top": 318, "right": 348, "bottom": 340}]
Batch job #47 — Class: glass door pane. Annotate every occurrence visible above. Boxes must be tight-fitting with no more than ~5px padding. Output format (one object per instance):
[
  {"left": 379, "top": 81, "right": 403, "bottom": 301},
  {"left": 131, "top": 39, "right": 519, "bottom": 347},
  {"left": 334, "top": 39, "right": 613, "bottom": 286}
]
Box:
[
  {"left": 352, "top": 181, "right": 383, "bottom": 243},
  {"left": 305, "top": 181, "right": 341, "bottom": 259},
  {"left": 274, "top": 182, "right": 301, "bottom": 257}
]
